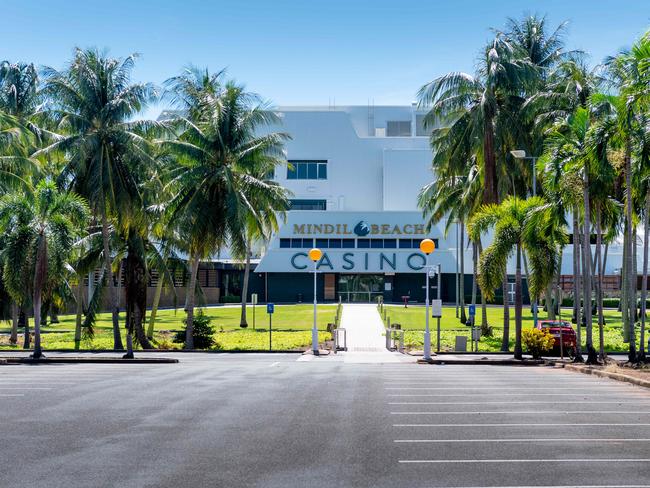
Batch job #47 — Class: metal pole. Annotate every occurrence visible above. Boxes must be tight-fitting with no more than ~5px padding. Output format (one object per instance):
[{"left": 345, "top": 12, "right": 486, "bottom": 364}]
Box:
[
  {"left": 455, "top": 222, "right": 459, "bottom": 318},
  {"left": 269, "top": 313, "right": 272, "bottom": 351},
  {"left": 424, "top": 255, "right": 431, "bottom": 361},
  {"left": 532, "top": 156, "right": 539, "bottom": 330},
  {"left": 437, "top": 264, "right": 442, "bottom": 353},
  {"left": 312, "top": 261, "right": 318, "bottom": 354}
]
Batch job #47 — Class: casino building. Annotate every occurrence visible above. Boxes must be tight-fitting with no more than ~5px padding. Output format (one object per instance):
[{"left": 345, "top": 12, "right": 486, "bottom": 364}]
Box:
[
  {"left": 219, "top": 104, "right": 477, "bottom": 304},
  {"left": 174, "top": 104, "right": 630, "bottom": 305}
]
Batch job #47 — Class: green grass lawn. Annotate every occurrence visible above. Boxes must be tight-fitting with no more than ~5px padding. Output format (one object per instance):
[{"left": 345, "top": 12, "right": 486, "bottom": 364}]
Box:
[
  {"left": 382, "top": 304, "right": 638, "bottom": 353},
  {"left": 0, "top": 304, "right": 337, "bottom": 351}
]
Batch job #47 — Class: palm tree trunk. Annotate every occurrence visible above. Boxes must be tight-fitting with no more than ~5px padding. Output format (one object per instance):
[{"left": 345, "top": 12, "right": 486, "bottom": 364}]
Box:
[
  {"left": 10, "top": 302, "right": 18, "bottom": 345},
  {"left": 583, "top": 168, "right": 597, "bottom": 364},
  {"left": 501, "top": 269, "right": 510, "bottom": 352},
  {"left": 514, "top": 242, "right": 523, "bottom": 360},
  {"left": 572, "top": 207, "right": 583, "bottom": 361},
  {"left": 471, "top": 241, "right": 478, "bottom": 324},
  {"left": 22, "top": 307, "right": 30, "bottom": 349},
  {"left": 596, "top": 205, "right": 605, "bottom": 362},
  {"left": 625, "top": 138, "right": 637, "bottom": 361},
  {"left": 32, "top": 234, "right": 47, "bottom": 359},
  {"left": 101, "top": 211, "right": 123, "bottom": 350},
  {"left": 640, "top": 190, "right": 650, "bottom": 361},
  {"left": 124, "top": 235, "right": 153, "bottom": 357},
  {"left": 478, "top": 238, "right": 489, "bottom": 332},
  {"left": 184, "top": 254, "right": 200, "bottom": 349},
  {"left": 471, "top": 241, "right": 478, "bottom": 305},
  {"left": 554, "top": 253, "right": 563, "bottom": 319},
  {"left": 240, "top": 239, "right": 252, "bottom": 328},
  {"left": 482, "top": 114, "right": 498, "bottom": 205},
  {"left": 622, "top": 230, "right": 630, "bottom": 341},
  {"left": 147, "top": 274, "right": 164, "bottom": 340},
  {"left": 546, "top": 282, "right": 555, "bottom": 320},
  {"left": 459, "top": 221, "right": 467, "bottom": 324},
  {"left": 74, "top": 276, "right": 83, "bottom": 350},
  {"left": 634, "top": 226, "right": 639, "bottom": 325}
]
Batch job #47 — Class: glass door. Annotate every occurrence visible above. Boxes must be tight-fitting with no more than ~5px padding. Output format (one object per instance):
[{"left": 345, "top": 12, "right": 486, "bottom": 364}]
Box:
[{"left": 338, "top": 274, "right": 384, "bottom": 302}]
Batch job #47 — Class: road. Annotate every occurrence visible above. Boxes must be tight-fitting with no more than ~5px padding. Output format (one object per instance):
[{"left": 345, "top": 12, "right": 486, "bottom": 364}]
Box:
[{"left": 2, "top": 353, "right": 650, "bottom": 487}]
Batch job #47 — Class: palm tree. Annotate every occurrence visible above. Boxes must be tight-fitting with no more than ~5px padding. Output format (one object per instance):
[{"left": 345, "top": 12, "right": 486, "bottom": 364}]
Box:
[
  {"left": 636, "top": 116, "right": 650, "bottom": 360},
  {"left": 469, "top": 196, "right": 561, "bottom": 359},
  {"left": 39, "top": 49, "right": 158, "bottom": 351},
  {"left": 604, "top": 35, "right": 650, "bottom": 361},
  {"left": 162, "top": 68, "right": 289, "bottom": 348},
  {"left": 419, "top": 164, "right": 482, "bottom": 328},
  {"left": 0, "top": 180, "right": 88, "bottom": 358},
  {"left": 418, "top": 36, "right": 528, "bottom": 205}
]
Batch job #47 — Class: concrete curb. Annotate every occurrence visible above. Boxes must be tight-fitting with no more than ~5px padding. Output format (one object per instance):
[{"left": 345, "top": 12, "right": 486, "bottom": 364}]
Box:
[
  {"left": 3, "top": 357, "right": 179, "bottom": 364},
  {"left": 559, "top": 363, "right": 650, "bottom": 389},
  {"left": 0, "top": 349, "right": 304, "bottom": 355},
  {"left": 416, "top": 358, "right": 545, "bottom": 366}
]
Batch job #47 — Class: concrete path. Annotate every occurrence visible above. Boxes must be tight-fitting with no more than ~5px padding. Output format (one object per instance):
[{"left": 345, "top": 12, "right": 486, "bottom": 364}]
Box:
[{"left": 337, "top": 304, "right": 406, "bottom": 363}]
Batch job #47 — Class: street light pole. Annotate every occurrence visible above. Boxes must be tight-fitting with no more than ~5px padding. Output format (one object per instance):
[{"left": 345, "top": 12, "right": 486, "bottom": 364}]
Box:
[
  {"left": 511, "top": 149, "right": 540, "bottom": 329},
  {"left": 309, "top": 248, "right": 323, "bottom": 355},
  {"left": 420, "top": 239, "right": 436, "bottom": 361}
]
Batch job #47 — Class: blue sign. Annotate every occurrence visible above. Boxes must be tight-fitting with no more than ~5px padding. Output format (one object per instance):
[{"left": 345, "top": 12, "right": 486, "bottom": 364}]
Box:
[
  {"left": 267, "top": 303, "right": 275, "bottom": 314},
  {"left": 468, "top": 304, "right": 476, "bottom": 316}
]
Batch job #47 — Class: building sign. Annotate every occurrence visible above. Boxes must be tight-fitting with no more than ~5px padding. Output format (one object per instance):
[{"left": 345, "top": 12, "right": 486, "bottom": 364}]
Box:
[
  {"left": 255, "top": 211, "right": 457, "bottom": 274},
  {"left": 293, "top": 221, "right": 426, "bottom": 236},
  {"left": 289, "top": 251, "right": 427, "bottom": 271}
]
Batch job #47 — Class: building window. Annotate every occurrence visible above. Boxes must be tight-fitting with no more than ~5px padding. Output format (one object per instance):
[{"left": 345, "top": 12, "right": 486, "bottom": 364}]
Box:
[
  {"left": 280, "top": 238, "right": 313, "bottom": 248},
  {"left": 399, "top": 238, "right": 439, "bottom": 249},
  {"left": 357, "top": 238, "right": 370, "bottom": 248},
  {"left": 287, "top": 160, "right": 328, "bottom": 180},
  {"left": 416, "top": 114, "right": 431, "bottom": 137},
  {"left": 289, "top": 199, "right": 327, "bottom": 210},
  {"left": 342, "top": 239, "right": 355, "bottom": 248},
  {"left": 386, "top": 121, "right": 411, "bottom": 137}
]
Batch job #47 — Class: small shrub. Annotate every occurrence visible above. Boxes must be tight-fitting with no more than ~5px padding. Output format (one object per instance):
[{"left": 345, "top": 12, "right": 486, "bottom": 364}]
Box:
[
  {"left": 522, "top": 328, "right": 555, "bottom": 359},
  {"left": 174, "top": 310, "right": 216, "bottom": 349}
]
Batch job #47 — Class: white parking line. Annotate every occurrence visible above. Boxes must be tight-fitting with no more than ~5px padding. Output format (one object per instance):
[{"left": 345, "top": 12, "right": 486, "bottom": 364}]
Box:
[
  {"left": 394, "top": 423, "right": 650, "bottom": 427},
  {"left": 389, "top": 401, "right": 650, "bottom": 405},
  {"left": 398, "top": 458, "right": 650, "bottom": 464},
  {"left": 425, "top": 485, "right": 650, "bottom": 488},
  {"left": 387, "top": 392, "right": 647, "bottom": 396},
  {"left": 394, "top": 438, "right": 650, "bottom": 443},
  {"left": 0, "top": 394, "right": 25, "bottom": 397},
  {"left": 0, "top": 387, "right": 52, "bottom": 390},
  {"left": 384, "top": 381, "right": 625, "bottom": 389},
  {"left": 391, "top": 410, "right": 650, "bottom": 415},
  {"left": 386, "top": 387, "right": 631, "bottom": 390}
]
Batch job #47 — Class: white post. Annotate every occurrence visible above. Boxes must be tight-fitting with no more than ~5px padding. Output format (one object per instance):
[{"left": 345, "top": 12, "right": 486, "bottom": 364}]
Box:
[
  {"left": 424, "top": 254, "right": 431, "bottom": 361},
  {"left": 312, "top": 260, "right": 319, "bottom": 354}
]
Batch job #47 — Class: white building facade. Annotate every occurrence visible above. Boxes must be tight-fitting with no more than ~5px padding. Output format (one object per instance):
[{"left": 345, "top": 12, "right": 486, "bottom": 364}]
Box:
[
  {"left": 252, "top": 105, "right": 483, "bottom": 303},
  {"left": 245, "top": 104, "right": 632, "bottom": 304}
]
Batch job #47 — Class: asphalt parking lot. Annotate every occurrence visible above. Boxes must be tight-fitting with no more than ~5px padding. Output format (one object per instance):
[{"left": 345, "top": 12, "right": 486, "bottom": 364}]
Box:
[{"left": 1, "top": 354, "right": 650, "bottom": 488}]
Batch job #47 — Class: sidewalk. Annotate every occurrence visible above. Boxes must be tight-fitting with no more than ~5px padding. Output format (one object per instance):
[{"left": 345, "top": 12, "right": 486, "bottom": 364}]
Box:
[{"left": 336, "top": 304, "right": 407, "bottom": 363}]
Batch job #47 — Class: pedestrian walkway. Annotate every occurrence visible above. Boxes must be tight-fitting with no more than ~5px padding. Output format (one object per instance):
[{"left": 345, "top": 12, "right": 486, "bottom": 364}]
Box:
[{"left": 337, "top": 304, "right": 407, "bottom": 363}]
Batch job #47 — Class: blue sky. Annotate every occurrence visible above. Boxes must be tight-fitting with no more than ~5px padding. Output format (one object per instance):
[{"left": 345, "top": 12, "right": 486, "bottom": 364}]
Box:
[{"left": 2, "top": 1, "right": 649, "bottom": 118}]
